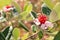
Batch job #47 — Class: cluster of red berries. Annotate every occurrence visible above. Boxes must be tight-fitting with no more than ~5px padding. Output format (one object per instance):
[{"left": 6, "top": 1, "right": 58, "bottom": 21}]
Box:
[{"left": 38, "top": 14, "right": 47, "bottom": 24}]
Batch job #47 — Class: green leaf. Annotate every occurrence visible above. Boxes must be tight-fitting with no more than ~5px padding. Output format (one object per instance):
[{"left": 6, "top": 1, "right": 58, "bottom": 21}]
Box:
[
  {"left": 38, "top": 31, "right": 43, "bottom": 39},
  {"left": 3, "top": 12, "right": 6, "bottom": 18},
  {"left": 12, "top": 28, "right": 20, "bottom": 40},
  {"left": 0, "top": 26, "right": 13, "bottom": 40},
  {"left": 19, "top": 21, "right": 29, "bottom": 32},
  {"left": 30, "top": 11, "right": 37, "bottom": 19},
  {"left": 24, "top": 11, "right": 37, "bottom": 21},
  {"left": 0, "top": 0, "right": 12, "bottom": 9},
  {"left": 31, "top": 25, "right": 37, "bottom": 33},
  {"left": 54, "top": 31, "right": 60, "bottom": 40},
  {"left": 0, "top": 32, "right": 5, "bottom": 40},
  {"left": 43, "top": 0, "right": 54, "bottom": 9},
  {"left": 42, "top": 3, "right": 51, "bottom": 15},
  {"left": 2, "top": 27, "right": 10, "bottom": 37},
  {"left": 12, "top": 1, "right": 20, "bottom": 13}
]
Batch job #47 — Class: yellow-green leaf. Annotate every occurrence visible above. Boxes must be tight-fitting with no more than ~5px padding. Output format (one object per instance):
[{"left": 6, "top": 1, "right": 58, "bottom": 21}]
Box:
[
  {"left": 49, "top": 10, "right": 58, "bottom": 22},
  {"left": 20, "top": 11, "right": 28, "bottom": 20},
  {"left": 43, "top": 0, "right": 54, "bottom": 9},
  {"left": 20, "top": 2, "right": 32, "bottom": 21},
  {"left": 0, "top": 0, "right": 12, "bottom": 9},
  {"left": 12, "top": 28, "right": 20, "bottom": 40},
  {"left": 49, "top": 2, "right": 60, "bottom": 22},
  {"left": 20, "top": 11, "right": 33, "bottom": 21},
  {"left": 25, "top": 4, "right": 32, "bottom": 13},
  {"left": 12, "top": 1, "right": 20, "bottom": 13},
  {"left": 25, "top": 16, "right": 33, "bottom": 21},
  {"left": 24, "top": 2, "right": 32, "bottom": 13},
  {"left": 53, "top": 2, "right": 60, "bottom": 20},
  {"left": 21, "top": 33, "right": 29, "bottom": 40}
]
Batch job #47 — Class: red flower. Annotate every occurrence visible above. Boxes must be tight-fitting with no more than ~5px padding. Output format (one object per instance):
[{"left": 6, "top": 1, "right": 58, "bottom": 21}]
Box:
[
  {"left": 6, "top": 5, "right": 11, "bottom": 9},
  {"left": 38, "top": 14, "right": 47, "bottom": 24},
  {"left": 3, "top": 5, "right": 13, "bottom": 12}
]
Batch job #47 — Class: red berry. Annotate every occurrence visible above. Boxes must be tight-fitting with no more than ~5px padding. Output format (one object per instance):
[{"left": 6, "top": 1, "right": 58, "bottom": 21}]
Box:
[
  {"left": 6, "top": 5, "right": 11, "bottom": 9},
  {"left": 38, "top": 14, "right": 47, "bottom": 24}
]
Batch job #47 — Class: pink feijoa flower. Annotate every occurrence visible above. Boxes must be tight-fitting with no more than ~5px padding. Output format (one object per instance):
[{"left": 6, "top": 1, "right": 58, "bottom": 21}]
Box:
[
  {"left": 41, "top": 21, "right": 53, "bottom": 30},
  {"left": 34, "top": 18, "right": 40, "bottom": 25}
]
